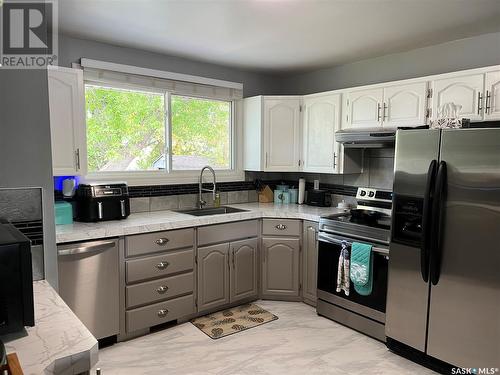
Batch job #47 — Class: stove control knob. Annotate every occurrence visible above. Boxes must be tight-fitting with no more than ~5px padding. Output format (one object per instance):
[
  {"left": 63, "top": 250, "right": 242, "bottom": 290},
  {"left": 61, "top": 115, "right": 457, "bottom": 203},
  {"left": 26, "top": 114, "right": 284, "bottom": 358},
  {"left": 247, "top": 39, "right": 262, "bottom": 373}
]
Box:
[
  {"left": 368, "top": 191, "right": 375, "bottom": 198},
  {"left": 360, "top": 190, "right": 367, "bottom": 197}
]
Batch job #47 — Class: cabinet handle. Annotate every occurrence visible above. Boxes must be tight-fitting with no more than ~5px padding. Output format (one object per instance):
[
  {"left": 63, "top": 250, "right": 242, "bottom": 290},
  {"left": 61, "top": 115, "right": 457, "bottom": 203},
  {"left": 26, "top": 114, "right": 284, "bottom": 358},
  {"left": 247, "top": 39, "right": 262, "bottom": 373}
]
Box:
[
  {"left": 155, "top": 238, "right": 169, "bottom": 246},
  {"left": 333, "top": 153, "right": 337, "bottom": 169},
  {"left": 157, "top": 309, "right": 169, "bottom": 318},
  {"left": 383, "top": 103, "right": 388, "bottom": 120},
  {"left": 486, "top": 90, "right": 491, "bottom": 114},
  {"left": 156, "top": 285, "right": 169, "bottom": 294},
  {"left": 275, "top": 223, "right": 287, "bottom": 230},
  {"left": 156, "top": 261, "right": 169, "bottom": 270},
  {"left": 377, "top": 103, "right": 382, "bottom": 122},
  {"left": 75, "top": 148, "right": 81, "bottom": 170},
  {"left": 478, "top": 92, "right": 483, "bottom": 115}
]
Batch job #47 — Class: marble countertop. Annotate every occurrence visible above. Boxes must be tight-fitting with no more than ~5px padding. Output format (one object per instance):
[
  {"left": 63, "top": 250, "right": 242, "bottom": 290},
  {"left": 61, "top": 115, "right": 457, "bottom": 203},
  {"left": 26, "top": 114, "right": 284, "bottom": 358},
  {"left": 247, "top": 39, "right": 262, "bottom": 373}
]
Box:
[
  {"left": 2, "top": 281, "right": 98, "bottom": 375},
  {"left": 56, "top": 203, "right": 346, "bottom": 243}
]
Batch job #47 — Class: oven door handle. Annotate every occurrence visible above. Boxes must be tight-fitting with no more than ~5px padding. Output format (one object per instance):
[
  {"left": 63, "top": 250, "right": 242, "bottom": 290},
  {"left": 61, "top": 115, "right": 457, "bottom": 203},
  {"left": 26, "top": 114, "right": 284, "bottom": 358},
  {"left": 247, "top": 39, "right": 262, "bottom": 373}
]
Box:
[{"left": 318, "top": 232, "right": 389, "bottom": 256}]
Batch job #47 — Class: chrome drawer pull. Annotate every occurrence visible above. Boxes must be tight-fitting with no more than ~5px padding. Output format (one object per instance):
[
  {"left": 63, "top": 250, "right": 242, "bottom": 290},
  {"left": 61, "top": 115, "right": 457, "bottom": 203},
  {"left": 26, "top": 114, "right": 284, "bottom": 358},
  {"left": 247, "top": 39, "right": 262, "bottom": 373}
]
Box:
[
  {"left": 156, "top": 261, "right": 169, "bottom": 270},
  {"left": 275, "top": 224, "right": 287, "bottom": 230},
  {"left": 157, "top": 309, "right": 169, "bottom": 317},
  {"left": 155, "top": 238, "right": 169, "bottom": 245},
  {"left": 156, "top": 285, "right": 169, "bottom": 294}
]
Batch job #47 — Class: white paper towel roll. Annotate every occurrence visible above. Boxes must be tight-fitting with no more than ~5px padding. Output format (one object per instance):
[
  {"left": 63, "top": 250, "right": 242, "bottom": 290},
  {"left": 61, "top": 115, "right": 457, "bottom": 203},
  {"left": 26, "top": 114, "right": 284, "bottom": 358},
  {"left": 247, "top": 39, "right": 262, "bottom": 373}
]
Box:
[{"left": 298, "top": 178, "right": 306, "bottom": 204}]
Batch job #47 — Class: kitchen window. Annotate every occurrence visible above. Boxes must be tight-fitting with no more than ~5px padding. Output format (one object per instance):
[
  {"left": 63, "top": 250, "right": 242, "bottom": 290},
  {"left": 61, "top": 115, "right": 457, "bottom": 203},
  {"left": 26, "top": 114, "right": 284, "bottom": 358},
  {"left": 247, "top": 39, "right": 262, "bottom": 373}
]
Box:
[{"left": 84, "top": 81, "right": 237, "bottom": 183}]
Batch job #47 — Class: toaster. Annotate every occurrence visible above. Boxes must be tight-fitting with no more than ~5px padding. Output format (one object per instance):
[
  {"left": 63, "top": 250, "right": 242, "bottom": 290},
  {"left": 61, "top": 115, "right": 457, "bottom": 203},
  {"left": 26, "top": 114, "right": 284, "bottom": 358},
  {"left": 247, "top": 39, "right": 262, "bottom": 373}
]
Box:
[
  {"left": 75, "top": 183, "right": 130, "bottom": 222},
  {"left": 306, "top": 189, "right": 332, "bottom": 207}
]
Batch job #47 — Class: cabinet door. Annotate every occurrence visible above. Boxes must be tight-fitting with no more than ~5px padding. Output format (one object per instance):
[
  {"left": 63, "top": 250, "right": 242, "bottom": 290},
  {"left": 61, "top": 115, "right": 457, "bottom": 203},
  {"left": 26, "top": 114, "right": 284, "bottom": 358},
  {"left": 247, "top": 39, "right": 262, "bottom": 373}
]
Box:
[
  {"left": 432, "top": 74, "right": 484, "bottom": 121},
  {"left": 261, "top": 237, "right": 300, "bottom": 298},
  {"left": 485, "top": 70, "right": 500, "bottom": 120},
  {"left": 383, "top": 82, "right": 428, "bottom": 128},
  {"left": 263, "top": 98, "right": 301, "bottom": 172},
  {"left": 345, "top": 88, "right": 383, "bottom": 129},
  {"left": 47, "top": 66, "right": 86, "bottom": 176},
  {"left": 230, "top": 238, "right": 258, "bottom": 303},
  {"left": 302, "top": 94, "right": 340, "bottom": 173},
  {"left": 302, "top": 222, "right": 318, "bottom": 305},
  {"left": 197, "top": 243, "right": 230, "bottom": 312}
]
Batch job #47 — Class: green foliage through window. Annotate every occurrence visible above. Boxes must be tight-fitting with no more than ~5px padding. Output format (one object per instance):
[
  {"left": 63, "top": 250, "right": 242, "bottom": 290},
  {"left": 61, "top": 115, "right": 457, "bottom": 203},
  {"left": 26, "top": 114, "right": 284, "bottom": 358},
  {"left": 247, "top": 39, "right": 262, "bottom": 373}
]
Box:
[
  {"left": 85, "top": 85, "right": 165, "bottom": 172},
  {"left": 85, "top": 85, "right": 232, "bottom": 173},
  {"left": 171, "top": 95, "right": 231, "bottom": 170}
]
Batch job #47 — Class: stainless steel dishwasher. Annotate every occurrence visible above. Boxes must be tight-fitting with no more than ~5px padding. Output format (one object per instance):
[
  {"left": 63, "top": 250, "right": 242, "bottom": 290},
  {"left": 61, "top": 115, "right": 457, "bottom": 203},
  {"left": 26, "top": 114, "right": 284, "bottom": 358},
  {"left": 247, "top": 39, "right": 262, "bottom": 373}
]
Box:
[{"left": 58, "top": 239, "right": 119, "bottom": 339}]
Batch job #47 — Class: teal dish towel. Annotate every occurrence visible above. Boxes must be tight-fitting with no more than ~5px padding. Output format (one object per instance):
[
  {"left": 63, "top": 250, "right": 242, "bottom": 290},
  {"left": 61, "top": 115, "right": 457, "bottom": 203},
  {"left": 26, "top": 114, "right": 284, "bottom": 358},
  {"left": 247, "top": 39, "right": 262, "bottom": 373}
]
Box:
[{"left": 350, "top": 242, "right": 373, "bottom": 296}]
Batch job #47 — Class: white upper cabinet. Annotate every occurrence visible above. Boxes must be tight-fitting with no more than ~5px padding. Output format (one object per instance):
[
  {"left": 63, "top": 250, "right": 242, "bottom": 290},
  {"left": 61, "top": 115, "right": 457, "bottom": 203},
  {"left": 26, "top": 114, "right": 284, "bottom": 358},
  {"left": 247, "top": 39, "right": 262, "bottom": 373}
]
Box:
[
  {"left": 345, "top": 88, "right": 383, "bottom": 128},
  {"left": 302, "top": 93, "right": 340, "bottom": 173},
  {"left": 263, "top": 98, "right": 301, "bottom": 171},
  {"left": 243, "top": 96, "right": 301, "bottom": 172},
  {"left": 431, "top": 73, "right": 484, "bottom": 121},
  {"left": 344, "top": 83, "right": 428, "bottom": 129},
  {"left": 485, "top": 70, "right": 500, "bottom": 120},
  {"left": 383, "top": 82, "right": 428, "bottom": 128},
  {"left": 48, "top": 66, "right": 87, "bottom": 176}
]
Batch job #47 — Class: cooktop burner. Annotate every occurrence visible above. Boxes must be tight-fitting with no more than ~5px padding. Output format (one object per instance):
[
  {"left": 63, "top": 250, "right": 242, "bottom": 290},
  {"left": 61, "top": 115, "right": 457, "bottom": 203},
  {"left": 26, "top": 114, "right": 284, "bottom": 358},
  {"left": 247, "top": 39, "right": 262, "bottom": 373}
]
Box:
[{"left": 319, "top": 187, "right": 392, "bottom": 244}]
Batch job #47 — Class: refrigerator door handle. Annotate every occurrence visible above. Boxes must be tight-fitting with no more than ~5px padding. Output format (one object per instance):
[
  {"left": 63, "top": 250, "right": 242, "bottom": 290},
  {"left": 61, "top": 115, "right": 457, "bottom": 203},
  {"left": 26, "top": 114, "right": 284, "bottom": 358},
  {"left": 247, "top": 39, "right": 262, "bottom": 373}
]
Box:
[
  {"left": 430, "top": 160, "right": 447, "bottom": 285},
  {"left": 421, "top": 159, "right": 437, "bottom": 282}
]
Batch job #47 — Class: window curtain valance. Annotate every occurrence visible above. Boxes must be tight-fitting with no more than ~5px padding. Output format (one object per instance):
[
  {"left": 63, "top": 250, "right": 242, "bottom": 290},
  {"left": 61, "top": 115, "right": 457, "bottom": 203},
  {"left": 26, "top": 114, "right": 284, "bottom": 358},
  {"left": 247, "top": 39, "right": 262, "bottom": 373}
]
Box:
[{"left": 79, "top": 58, "right": 243, "bottom": 101}]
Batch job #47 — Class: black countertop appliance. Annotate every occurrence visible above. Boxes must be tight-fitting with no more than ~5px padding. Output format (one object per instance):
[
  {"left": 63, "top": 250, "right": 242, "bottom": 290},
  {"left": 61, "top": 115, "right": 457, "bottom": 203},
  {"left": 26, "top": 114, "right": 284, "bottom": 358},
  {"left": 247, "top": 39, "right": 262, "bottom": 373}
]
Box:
[
  {"left": 75, "top": 183, "right": 130, "bottom": 222},
  {"left": 0, "top": 223, "right": 35, "bottom": 335},
  {"left": 306, "top": 189, "right": 331, "bottom": 207}
]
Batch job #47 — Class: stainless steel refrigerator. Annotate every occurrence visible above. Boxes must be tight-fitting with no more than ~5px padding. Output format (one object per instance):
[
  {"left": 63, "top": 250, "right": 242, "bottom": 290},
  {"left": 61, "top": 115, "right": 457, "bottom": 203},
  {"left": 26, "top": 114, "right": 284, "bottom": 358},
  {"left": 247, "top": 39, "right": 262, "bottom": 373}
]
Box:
[{"left": 386, "top": 128, "right": 500, "bottom": 371}]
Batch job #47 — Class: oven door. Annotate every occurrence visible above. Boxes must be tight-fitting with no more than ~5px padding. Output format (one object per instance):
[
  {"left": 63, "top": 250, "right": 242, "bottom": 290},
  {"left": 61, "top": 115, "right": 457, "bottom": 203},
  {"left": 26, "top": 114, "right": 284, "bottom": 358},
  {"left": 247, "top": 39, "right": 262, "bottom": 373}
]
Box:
[{"left": 317, "top": 232, "right": 389, "bottom": 322}]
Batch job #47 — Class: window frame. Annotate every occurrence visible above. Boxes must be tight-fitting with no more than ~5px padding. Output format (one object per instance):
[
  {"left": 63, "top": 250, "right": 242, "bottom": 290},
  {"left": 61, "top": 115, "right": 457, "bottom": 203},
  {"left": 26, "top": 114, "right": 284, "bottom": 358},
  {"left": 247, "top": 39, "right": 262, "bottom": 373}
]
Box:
[{"left": 82, "top": 80, "right": 243, "bottom": 185}]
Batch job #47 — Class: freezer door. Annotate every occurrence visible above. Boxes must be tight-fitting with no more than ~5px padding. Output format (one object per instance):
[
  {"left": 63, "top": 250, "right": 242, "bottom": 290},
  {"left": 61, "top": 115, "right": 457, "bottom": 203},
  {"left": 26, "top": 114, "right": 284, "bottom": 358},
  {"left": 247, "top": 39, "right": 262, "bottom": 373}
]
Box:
[
  {"left": 427, "top": 128, "right": 500, "bottom": 368},
  {"left": 386, "top": 129, "right": 441, "bottom": 350}
]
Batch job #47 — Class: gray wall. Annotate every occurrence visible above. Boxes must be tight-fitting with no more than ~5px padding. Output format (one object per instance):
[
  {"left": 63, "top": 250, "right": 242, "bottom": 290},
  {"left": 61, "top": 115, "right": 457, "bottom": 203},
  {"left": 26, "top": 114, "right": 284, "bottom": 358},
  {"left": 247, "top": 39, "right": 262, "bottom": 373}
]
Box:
[
  {"left": 0, "top": 69, "right": 58, "bottom": 288},
  {"left": 281, "top": 32, "right": 500, "bottom": 94},
  {"left": 58, "top": 34, "right": 283, "bottom": 97}
]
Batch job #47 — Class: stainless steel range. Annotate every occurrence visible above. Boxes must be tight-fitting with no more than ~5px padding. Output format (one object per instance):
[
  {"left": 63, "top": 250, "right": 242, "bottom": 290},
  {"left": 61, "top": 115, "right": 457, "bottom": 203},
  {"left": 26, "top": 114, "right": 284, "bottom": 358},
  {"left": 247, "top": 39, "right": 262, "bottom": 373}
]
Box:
[{"left": 316, "top": 187, "right": 392, "bottom": 342}]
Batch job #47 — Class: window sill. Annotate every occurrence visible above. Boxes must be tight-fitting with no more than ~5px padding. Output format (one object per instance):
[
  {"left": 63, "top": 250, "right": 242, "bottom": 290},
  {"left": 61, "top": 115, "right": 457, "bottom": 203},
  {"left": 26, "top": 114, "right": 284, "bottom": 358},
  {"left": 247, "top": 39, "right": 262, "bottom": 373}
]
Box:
[{"left": 81, "top": 170, "right": 246, "bottom": 186}]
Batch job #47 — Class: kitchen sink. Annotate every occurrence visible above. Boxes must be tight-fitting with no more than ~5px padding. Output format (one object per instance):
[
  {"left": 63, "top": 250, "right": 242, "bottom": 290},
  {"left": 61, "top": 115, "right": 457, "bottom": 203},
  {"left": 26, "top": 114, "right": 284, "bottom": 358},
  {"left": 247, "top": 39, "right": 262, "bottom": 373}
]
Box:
[{"left": 177, "top": 206, "right": 248, "bottom": 216}]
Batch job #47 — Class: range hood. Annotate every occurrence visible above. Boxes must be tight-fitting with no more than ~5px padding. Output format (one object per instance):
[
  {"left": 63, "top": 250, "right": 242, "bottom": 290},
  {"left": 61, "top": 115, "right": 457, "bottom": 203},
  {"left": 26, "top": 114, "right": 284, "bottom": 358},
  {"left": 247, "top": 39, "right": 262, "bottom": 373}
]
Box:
[{"left": 336, "top": 128, "right": 396, "bottom": 148}]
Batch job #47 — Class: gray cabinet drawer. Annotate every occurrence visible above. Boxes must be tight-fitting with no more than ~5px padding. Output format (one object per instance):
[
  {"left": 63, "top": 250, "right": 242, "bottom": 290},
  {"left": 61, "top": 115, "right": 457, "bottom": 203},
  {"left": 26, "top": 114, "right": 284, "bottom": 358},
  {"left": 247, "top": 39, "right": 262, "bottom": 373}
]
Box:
[
  {"left": 262, "top": 219, "right": 301, "bottom": 236},
  {"left": 198, "top": 220, "right": 259, "bottom": 246},
  {"left": 126, "top": 228, "right": 194, "bottom": 257},
  {"left": 126, "top": 249, "right": 194, "bottom": 284},
  {"left": 126, "top": 272, "right": 194, "bottom": 309},
  {"left": 126, "top": 294, "right": 194, "bottom": 332}
]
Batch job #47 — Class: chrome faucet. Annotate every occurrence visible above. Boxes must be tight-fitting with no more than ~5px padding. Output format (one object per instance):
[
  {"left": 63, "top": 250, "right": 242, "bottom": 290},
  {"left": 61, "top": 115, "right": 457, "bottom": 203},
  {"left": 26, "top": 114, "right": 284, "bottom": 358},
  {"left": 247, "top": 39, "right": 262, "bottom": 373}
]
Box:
[{"left": 198, "top": 166, "right": 216, "bottom": 209}]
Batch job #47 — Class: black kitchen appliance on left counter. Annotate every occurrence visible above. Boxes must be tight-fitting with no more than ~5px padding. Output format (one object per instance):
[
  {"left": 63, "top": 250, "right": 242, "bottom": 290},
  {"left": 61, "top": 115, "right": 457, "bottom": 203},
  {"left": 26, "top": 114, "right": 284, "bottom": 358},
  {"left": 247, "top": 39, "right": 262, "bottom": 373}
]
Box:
[
  {"left": 75, "top": 182, "right": 130, "bottom": 222},
  {"left": 0, "top": 223, "right": 35, "bottom": 335}
]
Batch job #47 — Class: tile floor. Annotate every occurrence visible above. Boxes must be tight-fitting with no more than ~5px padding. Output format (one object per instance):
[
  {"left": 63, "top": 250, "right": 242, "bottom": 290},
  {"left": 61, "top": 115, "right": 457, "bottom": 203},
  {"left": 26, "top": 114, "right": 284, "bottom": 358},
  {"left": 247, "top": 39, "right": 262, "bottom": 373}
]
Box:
[{"left": 93, "top": 301, "right": 435, "bottom": 375}]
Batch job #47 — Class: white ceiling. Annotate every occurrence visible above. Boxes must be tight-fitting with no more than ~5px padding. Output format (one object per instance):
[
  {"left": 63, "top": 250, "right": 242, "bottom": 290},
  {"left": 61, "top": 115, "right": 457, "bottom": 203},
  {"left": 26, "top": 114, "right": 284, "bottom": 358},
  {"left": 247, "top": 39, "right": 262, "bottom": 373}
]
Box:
[{"left": 59, "top": 0, "right": 500, "bottom": 73}]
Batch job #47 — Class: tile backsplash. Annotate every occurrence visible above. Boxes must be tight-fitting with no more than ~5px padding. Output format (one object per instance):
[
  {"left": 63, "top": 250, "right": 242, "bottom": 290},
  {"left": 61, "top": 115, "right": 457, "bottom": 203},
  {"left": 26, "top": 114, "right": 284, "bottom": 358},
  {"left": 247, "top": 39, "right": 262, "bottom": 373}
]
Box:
[
  {"left": 245, "top": 148, "right": 395, "bottom": 191},
  {"left": 130, "top": 190, "right": 258, "bottom": 213}
]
